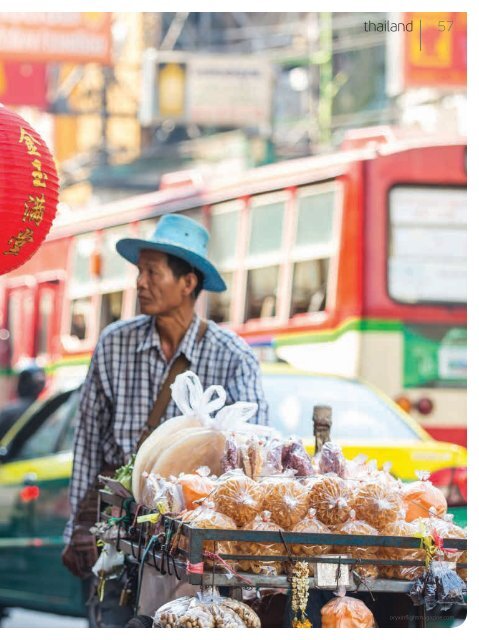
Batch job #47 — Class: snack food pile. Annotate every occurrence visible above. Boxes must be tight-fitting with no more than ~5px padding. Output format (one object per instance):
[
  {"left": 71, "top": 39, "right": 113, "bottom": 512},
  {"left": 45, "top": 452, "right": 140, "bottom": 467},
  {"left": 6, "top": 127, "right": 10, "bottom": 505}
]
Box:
[{"left": 99, "top": 371, "right": 466, "bottom": 629}]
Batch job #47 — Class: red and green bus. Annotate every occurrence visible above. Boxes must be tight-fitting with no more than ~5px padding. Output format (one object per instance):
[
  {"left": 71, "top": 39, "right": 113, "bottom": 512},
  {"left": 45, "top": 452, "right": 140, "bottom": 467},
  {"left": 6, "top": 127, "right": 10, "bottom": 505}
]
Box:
[{"left": 0, "top": 128, "right": 466, "bottom": 446}]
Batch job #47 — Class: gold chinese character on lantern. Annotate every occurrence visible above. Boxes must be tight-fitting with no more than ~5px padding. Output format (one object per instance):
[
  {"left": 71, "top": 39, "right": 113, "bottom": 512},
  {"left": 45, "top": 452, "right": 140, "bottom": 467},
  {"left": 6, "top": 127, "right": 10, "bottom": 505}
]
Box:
[
  {"left": 23, "top": 194, "right": 46, "bottom": 226},
  {"left": 19, "top": 127, "right": 41, "bottom": 157},
  {"left": 31, "top": 159, "right": 48, "bottom": 188},
  {"left": 3, "top": 228, "right": 35, "bottom": 256}
]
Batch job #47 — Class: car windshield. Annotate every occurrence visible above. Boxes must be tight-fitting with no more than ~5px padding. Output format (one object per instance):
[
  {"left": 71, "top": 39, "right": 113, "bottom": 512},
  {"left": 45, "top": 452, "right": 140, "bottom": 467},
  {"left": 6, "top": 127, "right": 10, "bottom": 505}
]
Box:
[{"left": 262, "top": 374, "right": 419, "bottom": 442}]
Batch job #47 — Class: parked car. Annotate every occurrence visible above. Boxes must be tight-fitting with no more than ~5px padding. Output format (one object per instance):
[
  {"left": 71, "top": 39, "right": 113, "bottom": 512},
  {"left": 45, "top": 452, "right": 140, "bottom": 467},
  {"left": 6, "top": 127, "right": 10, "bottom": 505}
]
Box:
[
  {"left": 262, "top": 364, "right": 467, "bottom": 512},
  {"left": 0, "top": 365, "right": 467, "bottom": 622}
]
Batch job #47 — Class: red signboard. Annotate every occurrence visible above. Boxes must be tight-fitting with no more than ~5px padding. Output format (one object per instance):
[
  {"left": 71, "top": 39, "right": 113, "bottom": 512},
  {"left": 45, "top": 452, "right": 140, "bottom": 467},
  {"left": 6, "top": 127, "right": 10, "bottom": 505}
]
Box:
[
  {"left": 0, "top": 12, "right": 112, "bottom": 65},
  {"left": 403, "top": 12, "right": 466, "bottom": 87},
  {"left": 0, "top": 62, "right": 48, "bottom": 108}
]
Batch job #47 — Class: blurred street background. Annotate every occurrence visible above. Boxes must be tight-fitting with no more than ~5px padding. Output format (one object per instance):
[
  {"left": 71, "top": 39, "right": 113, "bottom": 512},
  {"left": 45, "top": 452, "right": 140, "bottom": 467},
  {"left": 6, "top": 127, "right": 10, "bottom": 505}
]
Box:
[{"left": 0, "top": 12, "right": 466, "bottom": 211}]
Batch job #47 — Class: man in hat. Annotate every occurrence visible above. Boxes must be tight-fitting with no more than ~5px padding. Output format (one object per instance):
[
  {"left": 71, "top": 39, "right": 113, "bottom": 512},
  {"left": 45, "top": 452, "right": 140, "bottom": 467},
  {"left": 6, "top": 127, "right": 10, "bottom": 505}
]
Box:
[{"left": 62, "top": 214, "right": 268, "bottom": 625}]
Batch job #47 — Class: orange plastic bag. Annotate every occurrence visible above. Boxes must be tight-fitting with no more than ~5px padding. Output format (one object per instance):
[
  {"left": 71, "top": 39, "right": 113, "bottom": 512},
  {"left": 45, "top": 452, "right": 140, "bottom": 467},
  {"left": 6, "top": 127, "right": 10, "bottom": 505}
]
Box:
[
  {"left": 321, "top": 587, "right": 375, "bottom": 628},
  {"left": 177, "top": 467, "right": 215, "bottom": 510},
  {"left": 402, "top": 471, "right": 447, "bottom": 522}
]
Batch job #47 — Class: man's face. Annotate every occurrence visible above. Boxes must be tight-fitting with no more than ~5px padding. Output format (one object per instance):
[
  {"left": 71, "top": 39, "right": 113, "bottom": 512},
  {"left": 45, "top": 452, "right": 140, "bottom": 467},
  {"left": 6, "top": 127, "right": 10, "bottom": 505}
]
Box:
[{"left": 136, "top": 250, "right": 191, "bottom": 316}]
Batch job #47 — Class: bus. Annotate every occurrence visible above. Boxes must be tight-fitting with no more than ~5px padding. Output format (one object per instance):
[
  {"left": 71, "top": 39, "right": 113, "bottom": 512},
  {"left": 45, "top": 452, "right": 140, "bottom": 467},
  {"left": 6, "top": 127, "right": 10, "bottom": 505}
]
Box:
[{"left": 0, "top": 128, "right": 467, "bottom": 446}]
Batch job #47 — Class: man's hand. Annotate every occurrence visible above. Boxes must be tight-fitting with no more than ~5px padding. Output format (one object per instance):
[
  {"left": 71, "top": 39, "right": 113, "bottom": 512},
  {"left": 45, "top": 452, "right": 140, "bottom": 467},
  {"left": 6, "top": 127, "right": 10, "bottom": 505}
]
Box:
[{"left": 62, "top": 526, "right": 98, "bottom": 579}]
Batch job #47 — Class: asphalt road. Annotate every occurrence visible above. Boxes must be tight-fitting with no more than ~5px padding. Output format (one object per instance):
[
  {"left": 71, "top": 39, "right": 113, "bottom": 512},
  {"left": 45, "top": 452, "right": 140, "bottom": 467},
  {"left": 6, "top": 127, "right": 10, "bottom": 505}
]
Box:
[{"left": 1, "top": 608, "right": 88, "bottom": 628}]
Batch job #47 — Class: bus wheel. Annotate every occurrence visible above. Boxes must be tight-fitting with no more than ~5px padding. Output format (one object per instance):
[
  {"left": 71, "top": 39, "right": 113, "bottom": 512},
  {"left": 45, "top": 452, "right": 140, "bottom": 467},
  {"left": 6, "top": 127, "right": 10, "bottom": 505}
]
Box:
[{"left": 125, "top": 615, "right": 153, "bottom": 628}]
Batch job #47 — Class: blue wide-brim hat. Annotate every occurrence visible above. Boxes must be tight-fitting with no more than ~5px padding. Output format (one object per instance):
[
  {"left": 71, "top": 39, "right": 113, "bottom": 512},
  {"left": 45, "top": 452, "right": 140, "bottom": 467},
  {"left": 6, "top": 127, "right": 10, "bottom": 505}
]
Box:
[{"left": 116, "top": 214, "right": 226, "bottom": 292}]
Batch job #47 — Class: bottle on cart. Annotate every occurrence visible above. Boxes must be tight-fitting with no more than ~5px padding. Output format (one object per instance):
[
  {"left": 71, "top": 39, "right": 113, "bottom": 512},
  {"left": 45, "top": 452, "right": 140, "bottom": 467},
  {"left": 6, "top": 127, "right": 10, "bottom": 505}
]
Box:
[{"left": 312, "top": 405, "right": 332, "bottom": 454}]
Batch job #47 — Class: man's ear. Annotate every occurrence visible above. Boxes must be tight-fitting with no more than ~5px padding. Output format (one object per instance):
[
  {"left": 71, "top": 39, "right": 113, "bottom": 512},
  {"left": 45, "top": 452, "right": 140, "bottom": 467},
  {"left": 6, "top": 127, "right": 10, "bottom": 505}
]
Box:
[{"left": 182, "top": 272, "right": 198, "bottom": 297}]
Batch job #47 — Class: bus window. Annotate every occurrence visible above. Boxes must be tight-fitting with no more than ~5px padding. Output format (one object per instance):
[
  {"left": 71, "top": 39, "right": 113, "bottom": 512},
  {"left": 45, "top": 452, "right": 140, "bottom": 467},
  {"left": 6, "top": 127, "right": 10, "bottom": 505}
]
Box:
[
  {"left": 245, "top": 265, "right": 279, "bottom": 321},
  {"left": 36, "top": 286, "right": 55, "bottom": 357},
  {"left": 208, "top": 273, "right": 233, "bottom": 323},
  {"left": 69, "top": 297, "right": 92, "bottom": 342},
  {"left": 207, "top": 203, "right": 241, "bottom": 323},
  {"left": 99, "top": 291, "right": 123, "bottom": 332},
  {"left": 101, "top": 226, "right": 129, "bottom": 282},
  {"left": 290, "top": 258, "right": 330, "bottom": 315},
  {"left": 70, "top": 234, "right": 96, "bottom": 287},
  {"left": 289, "top": 183, "right": 339, "bottom": 318},
  {"left": 248, "top": 199, "right": 285, "bottom": 257},
  {"left": 296, "top": 187, "right": 336, "bottom": 248},
  {"left": 244, "top": 195, "right": 285, "bottom": 322},
  {"left": 388, "top": 186, "right": 466, "bottom": 304}
]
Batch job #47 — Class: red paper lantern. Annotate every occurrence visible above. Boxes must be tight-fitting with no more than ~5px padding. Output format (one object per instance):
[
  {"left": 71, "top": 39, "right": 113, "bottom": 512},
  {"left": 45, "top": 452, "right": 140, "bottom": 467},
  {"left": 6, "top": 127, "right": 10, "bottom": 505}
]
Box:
[{"left": 0, "top": 104, "right": 59, "bottom": 275}]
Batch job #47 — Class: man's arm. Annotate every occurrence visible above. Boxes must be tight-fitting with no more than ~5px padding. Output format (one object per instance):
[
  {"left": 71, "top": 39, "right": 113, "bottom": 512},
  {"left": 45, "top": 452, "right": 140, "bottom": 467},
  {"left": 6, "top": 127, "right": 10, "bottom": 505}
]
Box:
[
  {"left": 64, "top": 343, "right": 113, "bottom": 541},
  {"left": 225, "top": 350, "right": 269, "bottom": 425},
  {"left": 62, "top": 342, "right": 112, "bottom": 577}
]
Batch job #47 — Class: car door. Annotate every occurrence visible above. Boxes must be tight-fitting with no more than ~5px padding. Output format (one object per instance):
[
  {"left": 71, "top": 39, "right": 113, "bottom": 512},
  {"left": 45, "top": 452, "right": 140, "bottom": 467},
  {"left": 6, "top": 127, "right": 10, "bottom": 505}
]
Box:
[{"left": 0, "top": 389, "right": 87, "bottom": 616}]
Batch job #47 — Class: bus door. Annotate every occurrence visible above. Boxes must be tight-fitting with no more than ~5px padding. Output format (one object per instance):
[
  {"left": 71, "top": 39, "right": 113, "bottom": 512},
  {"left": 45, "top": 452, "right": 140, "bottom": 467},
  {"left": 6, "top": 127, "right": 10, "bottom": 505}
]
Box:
[
  {"left": 35, "top": 278, "right": 64, "bottom": 363},
  {"left": 1, "top": 281, "right": 36, "bottom": 404}
]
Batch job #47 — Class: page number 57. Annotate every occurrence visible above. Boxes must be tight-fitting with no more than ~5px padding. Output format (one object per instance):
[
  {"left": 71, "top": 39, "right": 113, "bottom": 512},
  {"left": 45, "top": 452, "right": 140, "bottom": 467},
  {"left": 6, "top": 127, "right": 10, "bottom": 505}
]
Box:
[{"left": 438, "top": 21, "right": 453, "bottom": 31}]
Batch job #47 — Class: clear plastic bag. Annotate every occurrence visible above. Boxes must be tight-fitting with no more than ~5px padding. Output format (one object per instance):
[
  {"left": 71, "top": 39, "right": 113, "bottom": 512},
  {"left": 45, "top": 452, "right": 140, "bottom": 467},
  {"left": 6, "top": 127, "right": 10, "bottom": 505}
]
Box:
[
  {"left": 153, "top": 589, "right": 256, "bottom": 628},
  {"left": 235, "top": 510, "right": 284, "bottom": 576},
  {"left": 153, "top": 596, "right": 194, "bottom": 627},
  {"left": 402, "top": 471, "right": 447, "bottom": 522},
  {"left": 210, "top": 470, "right": 263, "bottom": 527},
  {"left": 289, "top": 508, "right": 331, "bottom": 576},
  {"left": 220, "top": 597, "right": 261, "bottom": 627},
  {"left": 260, "top": 476, "right": 309, "bottom": 529},
  {"left": 141, "top": 471, "right": 185, "bottom": 513},
  {"left": 380, "top": 518, "right": 426, "bottom": 581},
  {"left": 334, "top": 510, "right": 379, "bottom": 581},
  {"left": 321, "top": 586, "right": 375, "bottom": 628},
  {"left": 91, "top": 542, "right": 124, "bottom": 579},
  {"left": 409, "top": 561, "right": 466, "bottom": 612},
  {"left": 431, "top": 560, "right": 466, "bottom": 610},
  {"left": 317, "top": 442, "right": 347, "bottom": 477},
  {"left": 352, "top": 481, "right": 402, "bottom": 529},
  {"left": 262, "top": 438, "right": 284, "bottom": 476},
  {"left": 185, "top": 500, "right": 237, "bottom": 559},
  {"left": 309, "top": 474, "right": 352, "bottom": 526},
  {"left": 281, "top": 437, "right": 315, "bottom": 477},
  {"left": 421, "top": 514, "right": 467, "bottom": 581}
]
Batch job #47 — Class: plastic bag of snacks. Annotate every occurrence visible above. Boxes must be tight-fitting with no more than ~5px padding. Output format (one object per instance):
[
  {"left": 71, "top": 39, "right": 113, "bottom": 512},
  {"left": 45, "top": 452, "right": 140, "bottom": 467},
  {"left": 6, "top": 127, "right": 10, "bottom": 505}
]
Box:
[
  {"left": 183, "top": 500, "right": 236, "bottom": 559},
  {"left": 317, "top": 442, "right": 347, "bottom": 477},
  {"left": 414, "top": 513, "right": 467, "bottom": 581},
  {"left": 262, "top": 438, "right": 284, "bottom": 476},
  {"left": 409, "top": 560, "right": 466, "bottom": 612},
  {"left": 380, "top": 518, "right": 426, "bottom": 581},
  {"left": 309, "top": 474, "right": 352, "bottom": 527},
  {"left": 209, "top": 470, "right": 263, "bottom": 527},
  {"left": 289, "top": 508, "right": 332, "bottom": 576},
  {"left": 154, "top": 590, "right": 261, "bottom": 628},
  {"left": 321, "top": 587, "right": 375, "bottom": 628},
  {"left": 153, "top": 596, "right": 194, "bottom": 627},
  {"left": 222, "top": 433, "right": 280, "bottom": 479},
  {"left": 141, "top": 471, "right": 185, "bottom": 513},
  {"left": 177, "top": 466, "right": 215, "bottom": 510},
  {"left": 236, "top": 510, "right": 284, "bottom": 576},
  {"left": 334, "top": 510, "right": 379, "bottom": 581},
  {"left": 352, "top": 480, "right": 402, "bottom": 529},
  {"left": 260, "top": 476, "right": 309, "bottom": 529},
  {"left": 402, "top": 471, "right": 447, "bottom": 522},
  {"left": 281, "top": 437, "right": 315, "bottom": 477}
]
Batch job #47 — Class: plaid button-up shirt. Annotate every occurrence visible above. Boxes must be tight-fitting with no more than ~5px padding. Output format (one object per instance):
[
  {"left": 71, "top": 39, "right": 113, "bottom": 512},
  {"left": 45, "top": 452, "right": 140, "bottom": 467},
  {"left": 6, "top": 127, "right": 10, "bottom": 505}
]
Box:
[{"left": 64, "top": 314, "right": 268, "bottom": 541}]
